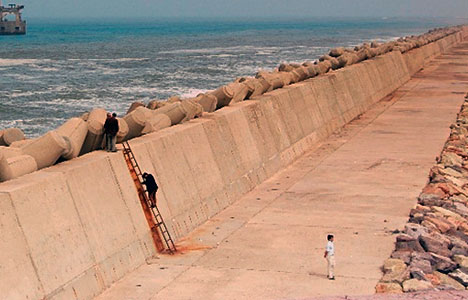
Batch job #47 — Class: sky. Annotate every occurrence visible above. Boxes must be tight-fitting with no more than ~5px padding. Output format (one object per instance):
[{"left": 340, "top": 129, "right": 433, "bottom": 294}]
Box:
[{"left": 10, "top": 0, "right": 468, "bottom": 20}]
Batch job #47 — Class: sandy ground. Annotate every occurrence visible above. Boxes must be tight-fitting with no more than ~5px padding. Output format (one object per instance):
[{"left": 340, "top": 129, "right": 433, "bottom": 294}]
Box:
[{"left": 95, "top": 43, "right": 468, "bottom": 300}]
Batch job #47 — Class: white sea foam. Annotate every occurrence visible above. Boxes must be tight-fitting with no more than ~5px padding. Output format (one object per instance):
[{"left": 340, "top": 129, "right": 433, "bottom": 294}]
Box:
[
  {"left": 180, "top": 88, "right": 211, "bottom": 99},
  {"left": 0, "top": 59, "right": 45, "bottom": 67}
]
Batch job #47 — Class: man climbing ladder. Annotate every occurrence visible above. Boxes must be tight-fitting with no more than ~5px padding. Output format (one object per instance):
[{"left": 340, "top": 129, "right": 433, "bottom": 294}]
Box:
[{"left": 142, "top": 172, "right": 158, "bottom": 208}]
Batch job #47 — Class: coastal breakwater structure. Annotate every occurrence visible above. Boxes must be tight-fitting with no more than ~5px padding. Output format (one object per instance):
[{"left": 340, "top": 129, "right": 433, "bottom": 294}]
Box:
[{"left": 1, "top": 25, "right": 467, "bottom": 300}]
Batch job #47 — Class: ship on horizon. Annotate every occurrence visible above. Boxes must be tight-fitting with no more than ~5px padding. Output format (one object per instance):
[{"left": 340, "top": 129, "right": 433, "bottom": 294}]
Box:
[{"left": 0, "top": 0, "right": 26, "bottom": 35}]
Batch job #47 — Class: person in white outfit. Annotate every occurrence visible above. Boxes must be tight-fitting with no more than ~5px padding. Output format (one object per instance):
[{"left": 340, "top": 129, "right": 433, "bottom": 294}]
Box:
[{"left": 324, "top": 234, "right": 335, "bottom": 280}]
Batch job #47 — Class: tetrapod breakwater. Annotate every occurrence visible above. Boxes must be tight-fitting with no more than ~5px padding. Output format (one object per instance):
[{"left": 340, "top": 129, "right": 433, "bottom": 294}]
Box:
[{"left": 0, "top": 25, "right": 467, "bottom": 300}]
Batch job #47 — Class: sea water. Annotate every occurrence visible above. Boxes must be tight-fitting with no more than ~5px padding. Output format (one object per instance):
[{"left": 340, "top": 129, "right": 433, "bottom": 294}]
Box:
[{"left": 0, "top": 17, "right": 463, "bottom": 137}]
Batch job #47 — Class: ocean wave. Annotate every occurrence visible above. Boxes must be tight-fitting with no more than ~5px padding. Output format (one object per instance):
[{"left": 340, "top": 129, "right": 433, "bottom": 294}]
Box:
[{"left": 0, "top": 59, "right": 50, "bottom": 67}]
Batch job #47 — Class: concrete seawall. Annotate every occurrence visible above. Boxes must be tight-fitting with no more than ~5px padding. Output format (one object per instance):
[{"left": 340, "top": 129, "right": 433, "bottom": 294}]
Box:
[{"left": 1, "top": 28, "right": 466, "bottom": 300}]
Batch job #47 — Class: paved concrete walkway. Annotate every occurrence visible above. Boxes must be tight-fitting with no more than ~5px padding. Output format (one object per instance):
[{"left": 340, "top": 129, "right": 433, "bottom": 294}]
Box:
[{"left": 96, "top": 44, "right": 468, "bottom": 300}]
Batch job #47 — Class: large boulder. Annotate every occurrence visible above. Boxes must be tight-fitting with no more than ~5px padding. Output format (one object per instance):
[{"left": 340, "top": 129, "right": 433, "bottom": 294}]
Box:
[
  {"left": 381, "top": 259, "right": 409, "bottom": 283},
  {"left": 375, "top": 282, "right": 403, "bottom": 294},
  {"left": 449, "top": 269, "right": 468, "bottom": 287},
  {"left": 434, "top": 271, "right": 466, "bottom": 290},
  {"left": 453, "top": 255, "right": 468, "bottom": 269},
  {"left": 395, "top": 234, "right": 424, "bottom": 252},
  {"left": 402, "top": 279, "right": 434, "bottom": 292},
  {"left": 418, "top": 233, "right": 452, "bottom": 257},
  {"left": 430, "top": 253, "right": 457, "bottom": 273}
]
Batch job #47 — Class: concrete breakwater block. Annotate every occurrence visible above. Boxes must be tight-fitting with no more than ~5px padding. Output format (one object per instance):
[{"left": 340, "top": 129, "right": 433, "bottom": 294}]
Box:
[
  {"left": 194, "top": 94, "right": 218, "bottom": 113},
  {"left": 141, "top": 114, "right": 171, "bottom": 135},
  {"left": 0, "top": 128, "right": 25, "bottom": 146},
  {"left": 319, "top": 55, "right": 340, "bottom": 70},
  {"left": 246, "top": 78, "right": 267, "bottom": 98},
  {"left": 0, "top": 146, "right": 23, "bottom": 159},
  {"left": 80, "top": 112, "right": 89, "bottom": 121},
  {"left": 0, "top": 153, "right": 38, "bottom": 182},
  {"left": 229, "top": 82, "right": 251, "bottom": 104},
  {"left": 180, "top": 99, "right": 203, "bottom": 122},
  {"left": 123, "top": 107, "right": 149, "bottom": 140},
  {"left": 80, "top": 108, "right": 107, "bottom": 155},
  {"left": 154, "top": 102, "right": 186, "bottom": 125},
  {"left": 56, "top": 118, "right": 88, "bottom": 160},
  {"left": 22, "top": 131, "right": 69, "bottom": 170},
  {"left": 211, "top": 85, "right": 234, "bottom": 109},
  {"left": 126, "top": 101, "right": 145, "bottom": 114},
  {"left": 329, "top": 47, "right": 345, "bottom": 57},
  {"left": 9, "top": 139, "right": 34, "bottom": 148},
  {"left": 316, "top": 60, "right": 332, "bottom": 74},
  {"left": 116, "top": 118, "right": 129, "bottom": 143},
  {"left": 147, "top": 99, "right": 165, "bottom": 110}
]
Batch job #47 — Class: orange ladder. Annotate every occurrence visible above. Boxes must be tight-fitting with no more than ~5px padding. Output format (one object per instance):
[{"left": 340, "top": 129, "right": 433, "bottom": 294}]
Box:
[{"left": 122, "top": 141, "right": 177, "bottom": 254}]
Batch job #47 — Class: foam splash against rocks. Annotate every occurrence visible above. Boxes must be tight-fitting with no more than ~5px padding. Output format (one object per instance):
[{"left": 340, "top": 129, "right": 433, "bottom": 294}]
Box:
[
  {"left": 0, "top": 25, "right": 463, "bottom": 182},
  {"left": 377, "top": 94, "right": 468, "bottom": 294}
]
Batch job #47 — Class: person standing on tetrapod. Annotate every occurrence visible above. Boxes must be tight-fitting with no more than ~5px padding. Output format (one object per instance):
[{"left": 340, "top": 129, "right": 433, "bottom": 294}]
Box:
[{"left": 142, "top": 172, "right": 158, "bottom": 208}]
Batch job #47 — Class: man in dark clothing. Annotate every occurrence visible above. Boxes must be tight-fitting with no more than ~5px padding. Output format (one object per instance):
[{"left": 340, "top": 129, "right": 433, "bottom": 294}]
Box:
[
  {"left": 104, "top": 112, "right": 119, "bottom": 152},
  {"left": 142, "top": 172, "right": 158, "bottom": 208}
]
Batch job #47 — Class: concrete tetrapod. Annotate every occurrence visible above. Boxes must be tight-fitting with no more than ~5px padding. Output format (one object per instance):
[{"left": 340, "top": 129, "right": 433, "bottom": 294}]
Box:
[
  {"left": 126, "top": 101, "right": 145, "bottom": 114},
  {"left": 180, "top": 99, "right": 203, "bottom": 122},
  {"left": 246, "top": 78, "right": 267, "bottom": 99},
  {"left": 211, "top": 85, "right": 234, "bottom": 109},
  {"left": 56, "top": 117, "right": 88, "bottom": 160},
  {"left": 9, "top": 139, "right": 34, "bottom": 148},
  {"left": 123, "top": 107, "right": 148, "bottom": 140},
  {"left": 0, "top": 153, "right": 38, "bottom": 182},
  {"left": 141, "top": 114, "right": 172, "bottom": 135},
  {"left": 0, "top": 128, "right": 25, "bottom": 146},
  {"left": 153, "top": 102, "right": 186, "bottom": 125},
  {"left": 21, "top": 131, "right": 69, "bottom": 170},
  {"left": 0, "top": 146, "right": 23, "bottom": 159},
  {"left": 194, "top": 94, "right": 218, "bottom": 113},
  {"left": 80, "top": 108, "right": 107, "bottom": 155},
  {"left": 229, "top": 82, "right": 251, "bottom": 104},
  {"left": 116, "top": 118, "right": 129, "bottom": 143}
]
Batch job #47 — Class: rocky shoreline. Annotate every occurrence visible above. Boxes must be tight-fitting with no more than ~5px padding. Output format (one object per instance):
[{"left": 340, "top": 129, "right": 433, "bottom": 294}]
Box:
[{"left": 377, "top": 94, "right": 468, "bottom": 293}]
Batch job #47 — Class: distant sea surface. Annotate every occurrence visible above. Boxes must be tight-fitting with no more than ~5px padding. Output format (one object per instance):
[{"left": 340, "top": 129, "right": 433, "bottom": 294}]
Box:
[{"left": 0, "top": 17, "right": 465, "bottom": 137}]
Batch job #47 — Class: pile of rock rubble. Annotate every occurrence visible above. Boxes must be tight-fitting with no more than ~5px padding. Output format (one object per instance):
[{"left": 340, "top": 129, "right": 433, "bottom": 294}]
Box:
[
  {"left": 377, "top": 95, "right": 468, "bottom": 293},
  {"left": 0, "top": 26, "right": 463, "bottom": 182}
]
